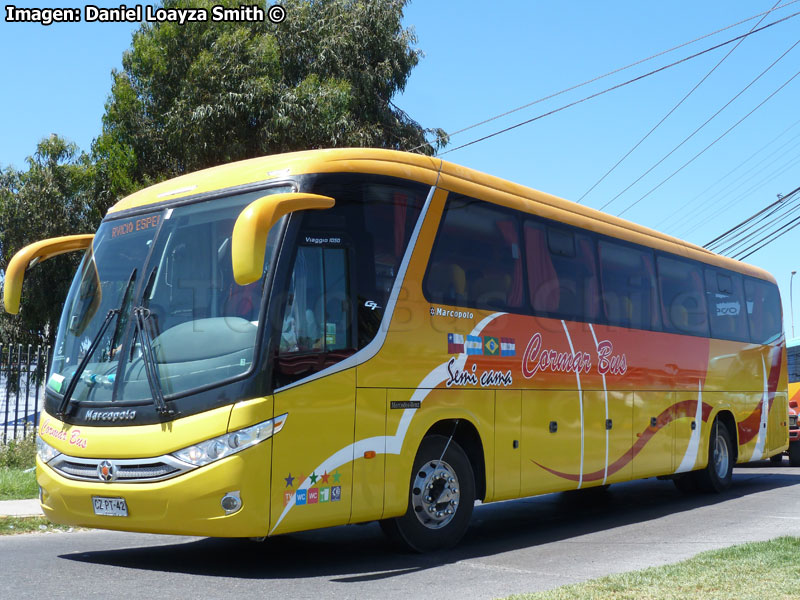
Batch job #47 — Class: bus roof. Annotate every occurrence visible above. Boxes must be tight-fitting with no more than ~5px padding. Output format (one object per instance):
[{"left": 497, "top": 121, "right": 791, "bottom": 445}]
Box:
[{"left": 107, "top": 148, "right": 776, "bottom": 284}]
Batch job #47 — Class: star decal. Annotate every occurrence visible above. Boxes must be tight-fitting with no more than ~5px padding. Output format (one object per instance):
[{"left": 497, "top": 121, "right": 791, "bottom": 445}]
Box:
[
  {"left": 320, "top": 471, "right": 330, "bottom": 484},
  {"left": 284, "top": 473, "right": 295, "bottom": 488},
  {"left": 310, "top": 472, "right": 318, "bottom": 484},
  {"left": 333, "top": 470, "right": 342, "bottom": 483}
]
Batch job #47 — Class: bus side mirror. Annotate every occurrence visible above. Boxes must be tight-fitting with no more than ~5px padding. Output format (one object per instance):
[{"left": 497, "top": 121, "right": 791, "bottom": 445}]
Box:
[
  {"left": 2, "top": 234, "right": 94, "bottom": 314},
  {"left": 231, "top": 192, "right": 335, "bottom": 285}
]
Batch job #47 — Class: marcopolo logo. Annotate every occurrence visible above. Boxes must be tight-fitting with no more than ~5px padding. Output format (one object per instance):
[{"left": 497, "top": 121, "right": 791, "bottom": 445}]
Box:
[{"left": 85, "top": 409, "right": 137, "bottom": 422}]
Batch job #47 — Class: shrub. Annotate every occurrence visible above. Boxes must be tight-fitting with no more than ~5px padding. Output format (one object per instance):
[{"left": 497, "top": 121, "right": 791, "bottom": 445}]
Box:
[{"left": 0, "top": 434, "right": 37, "bottom": 470}]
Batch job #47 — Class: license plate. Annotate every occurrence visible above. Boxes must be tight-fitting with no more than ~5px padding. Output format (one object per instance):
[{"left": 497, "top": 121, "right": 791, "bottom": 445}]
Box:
[{"left": 92, "top": 496, "right": 128, "bottom": 517}]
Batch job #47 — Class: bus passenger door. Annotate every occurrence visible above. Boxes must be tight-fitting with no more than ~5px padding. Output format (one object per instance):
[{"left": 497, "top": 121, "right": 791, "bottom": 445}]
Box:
[
  {"left": 351, "top": 388, "right": 387, "bottom": 523},
  {"left": 268, "top": 243, "right": 357, "bottom": 535}
]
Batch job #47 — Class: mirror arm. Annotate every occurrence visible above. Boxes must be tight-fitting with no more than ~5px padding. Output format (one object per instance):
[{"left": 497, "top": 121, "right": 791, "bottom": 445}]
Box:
[{"left": 3, "top": 234, "right": 94, "bottom": 314}]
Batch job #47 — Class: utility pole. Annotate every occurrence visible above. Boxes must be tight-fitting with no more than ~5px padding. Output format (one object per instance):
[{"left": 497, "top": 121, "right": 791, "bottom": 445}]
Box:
[{"left": 792, "top": 270, "right": 797, "bottom": 339}]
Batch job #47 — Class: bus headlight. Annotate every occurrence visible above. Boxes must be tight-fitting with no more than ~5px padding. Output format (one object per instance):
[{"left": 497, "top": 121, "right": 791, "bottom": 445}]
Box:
[
  {"left": 36, "top": 436, "right": 61, "bottom": 464},
  {"left": 172, "top": 413, "right": 287, "bottom": 467}
]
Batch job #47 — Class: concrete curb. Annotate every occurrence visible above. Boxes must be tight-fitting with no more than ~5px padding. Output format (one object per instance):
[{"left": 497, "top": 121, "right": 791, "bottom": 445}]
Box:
[{"left": 0, "top": 499, "right": 43, "bottom": 518}]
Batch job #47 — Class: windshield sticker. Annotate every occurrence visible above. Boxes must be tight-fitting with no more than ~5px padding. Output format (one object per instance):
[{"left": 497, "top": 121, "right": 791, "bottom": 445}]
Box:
[
  {"left": 47, "top": 373, "right": 65, "bottom": 393},
  {"left": 111, "top": 215, "right": 161, "bottom": 239}
]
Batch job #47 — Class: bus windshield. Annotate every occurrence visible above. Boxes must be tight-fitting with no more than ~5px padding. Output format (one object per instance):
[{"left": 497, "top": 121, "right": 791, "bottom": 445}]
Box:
[{"left": 48, "top": 187, "right": 290, "bottom": 405}]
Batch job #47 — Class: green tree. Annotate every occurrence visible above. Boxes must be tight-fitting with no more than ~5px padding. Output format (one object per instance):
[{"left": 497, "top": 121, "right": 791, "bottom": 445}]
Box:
[
  {"left": 93, "top": 0, "right": 446, "bottom": 208},
  {"left": 0, "top": 135, "right": 96, "bottom": 348}
]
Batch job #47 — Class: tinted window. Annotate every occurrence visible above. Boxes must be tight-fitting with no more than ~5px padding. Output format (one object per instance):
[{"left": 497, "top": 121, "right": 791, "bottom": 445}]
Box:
[
  {"left": 598, "top": 240, "right": 660, "bottom": 330},
  {"left": 704, "top": 269, "right": 749, "bottom": 341},
  {"left": 788, "top": 345, "right": 800, "bottom": 383},
  {"left": 525, "top": 220, "right": 600, "bottom": 322},
  {"left": 424, "top": 196, "right": 524, "bottom": 311},
  {"left": 279, "top": 245, "right": 351, "bottom": 354},
  {"left": 744, "top": 278, "right": 782, "bottom": 344},
  {"left": 306, "top": 175, "right": 426, "bottom": 348},
  {"left": 657, "top": 256, "right": 709, "bottom": 336}
]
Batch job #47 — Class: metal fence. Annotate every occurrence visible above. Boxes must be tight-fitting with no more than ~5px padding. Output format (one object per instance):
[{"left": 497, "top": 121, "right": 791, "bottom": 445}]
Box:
[{"left": 0, "top": 343, "right": 50, "bottom": 443}]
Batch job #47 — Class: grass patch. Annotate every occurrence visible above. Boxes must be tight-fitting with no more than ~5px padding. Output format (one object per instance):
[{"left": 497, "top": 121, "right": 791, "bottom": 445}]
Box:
[
  {"left": 0, "top": 467, "right": 38, "bottom": 500},
  {"left": 0, "top": 516, "right": 73, "bottom": 535},
  {"left": 507, "top": 537, "right": 800, "bottom": 600}
]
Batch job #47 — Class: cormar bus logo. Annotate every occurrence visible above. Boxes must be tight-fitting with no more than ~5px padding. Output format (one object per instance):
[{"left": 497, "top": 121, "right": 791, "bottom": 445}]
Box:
[{"left": 85, "top": 409, "right": 137, "bottom": 422}]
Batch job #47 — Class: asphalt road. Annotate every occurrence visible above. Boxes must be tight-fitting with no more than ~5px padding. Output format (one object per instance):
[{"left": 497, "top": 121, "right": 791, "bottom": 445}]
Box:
[{"left": 2, "top": 462, "right": 799, "bottom": 600}]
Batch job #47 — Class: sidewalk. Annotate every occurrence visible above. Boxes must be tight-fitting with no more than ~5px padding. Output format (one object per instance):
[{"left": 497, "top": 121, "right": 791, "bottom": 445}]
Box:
[{"left": 0, "top": 499, "right": 43, "bottom": 517}]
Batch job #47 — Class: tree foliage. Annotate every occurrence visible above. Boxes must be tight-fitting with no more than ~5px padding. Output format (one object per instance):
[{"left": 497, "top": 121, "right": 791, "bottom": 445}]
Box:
[
  {"left": 0, "top": 136, "right": 96, "bottom": 347},
  {"left": 2, "top": 0, "right": 443, "bottom": 345},
  {"left": 94, "top": 0, "right": 446, "bottom": 202}
]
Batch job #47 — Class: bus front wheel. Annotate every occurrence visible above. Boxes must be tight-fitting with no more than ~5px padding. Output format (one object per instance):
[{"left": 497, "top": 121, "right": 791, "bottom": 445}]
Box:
[
  {"left": 380, "top": 434, "right": 475, "bottom": 552},
  {"left": 695, "top": 419, "right": 734, "bottom": 493}
]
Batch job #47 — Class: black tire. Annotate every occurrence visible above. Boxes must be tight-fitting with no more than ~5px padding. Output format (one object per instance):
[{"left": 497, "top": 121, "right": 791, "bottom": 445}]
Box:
[
  {"left": 770, "top": 453, "right": 784, "bottom": 465},
  {"left": 695, "top": 419, "right": 734, "bottom": 493},
  {"left": 789, "top": 443, "right": 800, "bottom": 467},
  {"left": 380, "top": 434, "right": 475, "bottom": 552}
]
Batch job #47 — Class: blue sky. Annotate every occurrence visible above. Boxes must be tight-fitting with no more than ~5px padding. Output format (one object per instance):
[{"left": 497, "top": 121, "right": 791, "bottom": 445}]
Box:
[{"left": 2, "top": 1, "right": 800, "bottom": 334}]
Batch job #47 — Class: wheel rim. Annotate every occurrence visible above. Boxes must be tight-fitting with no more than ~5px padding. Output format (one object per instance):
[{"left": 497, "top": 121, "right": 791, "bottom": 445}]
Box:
[
  {"left": 411, "top": 459, "right": 460, "bottom": 529},
  {"left": 713, "top": 430, "right": 729, "bottom": 479}
]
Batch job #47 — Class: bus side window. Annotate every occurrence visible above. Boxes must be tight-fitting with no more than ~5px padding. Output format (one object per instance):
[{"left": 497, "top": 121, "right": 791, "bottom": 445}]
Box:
[
  {"left": 423, "top": 196, "right": 524, "bottom": 312},
  {"left": 524, "top": 220, "right": 600, "bottom": 322},
  {"left": 657, "top": 255, "right": 709, "bottom": 337},
  {"left": 744, "top": 278, "right": 782, "bottom": 345},
  {"left": 598, "top": 240, "right": 660, "bottom": 331},
  {"left": 704, "top": 269, "right": 748, "bottom": 341},
  {"left": 788, "top": 344, "right": 800, "bottom": 383}
]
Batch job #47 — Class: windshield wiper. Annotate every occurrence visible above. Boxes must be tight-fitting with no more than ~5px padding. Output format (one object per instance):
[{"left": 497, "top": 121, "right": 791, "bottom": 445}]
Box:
[
  {"left": 133, "top": 306, "right": 175, "bottom": 418},
  {"left": 56, "top": 268, "right": 138, "bottom": 418}
]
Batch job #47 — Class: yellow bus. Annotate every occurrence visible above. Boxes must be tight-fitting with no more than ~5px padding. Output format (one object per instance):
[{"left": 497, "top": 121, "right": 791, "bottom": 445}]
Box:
[
  {"left": 782, "top": 338, "right": 800, "bottom": 465},
  {"left": 3, "top": 149, "right": 789, "bottom": 551}
]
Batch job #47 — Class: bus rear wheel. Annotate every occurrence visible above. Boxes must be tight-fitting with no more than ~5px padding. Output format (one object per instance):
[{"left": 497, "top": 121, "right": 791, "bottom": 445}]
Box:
[
  {"left": 380, "top": 434, "right": 475, "bottom": 552},
  {"left": 789, "top": 443, "right": 800, "bottom": 467},
  {"left": 695, "top": 419, "right": 734, "bottom": 493}
]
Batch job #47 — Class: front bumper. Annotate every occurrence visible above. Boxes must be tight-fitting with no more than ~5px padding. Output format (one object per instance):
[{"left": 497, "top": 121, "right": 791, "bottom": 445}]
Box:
[{"left": 37, "top": 441, "right": 271, "bottom": 537}]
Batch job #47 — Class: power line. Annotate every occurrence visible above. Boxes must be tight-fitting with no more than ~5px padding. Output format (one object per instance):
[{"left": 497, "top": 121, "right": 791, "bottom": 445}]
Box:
[
  {"left": 713, "top": 192, "right": 800, "bottom": 254},
  {"left": 614, "top": 63, "right": 800, "bottom": 217},
  {"left": 704, "top": 185, "right": 800, "bottom": 260},
  {"left": 664, "top": 119, "right": 800, "bottom": 235},
  {"left": 603, "top": 36, "right": 800, "bottom": 214},
  {"left": 678, "top": 145, "right": 800, "bottom": 238},
  {"left": 730, "top": 193, "right": 800, "bottom": 260},
  {"left": 736, "top": 213, "right": 800, "bottom": 260},
  {"left": 407, "top": 1, "right": 800, "bottom": 154},
  {"left": 436, "top": 11, "right": 800, "bottom": 157},
  {"left": 577, "top": 0, "right": 782, "bottom": 204}
]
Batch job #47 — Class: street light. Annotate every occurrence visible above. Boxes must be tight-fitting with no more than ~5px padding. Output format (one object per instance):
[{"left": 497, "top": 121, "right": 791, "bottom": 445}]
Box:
[{"left": 792, "top": 270, "right": 797, "bottom": 339}]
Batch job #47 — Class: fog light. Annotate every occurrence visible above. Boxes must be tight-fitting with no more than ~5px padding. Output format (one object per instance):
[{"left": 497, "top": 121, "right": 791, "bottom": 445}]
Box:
[{"left": 221, "top": 491, "right": 242, "bottom": 514}]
